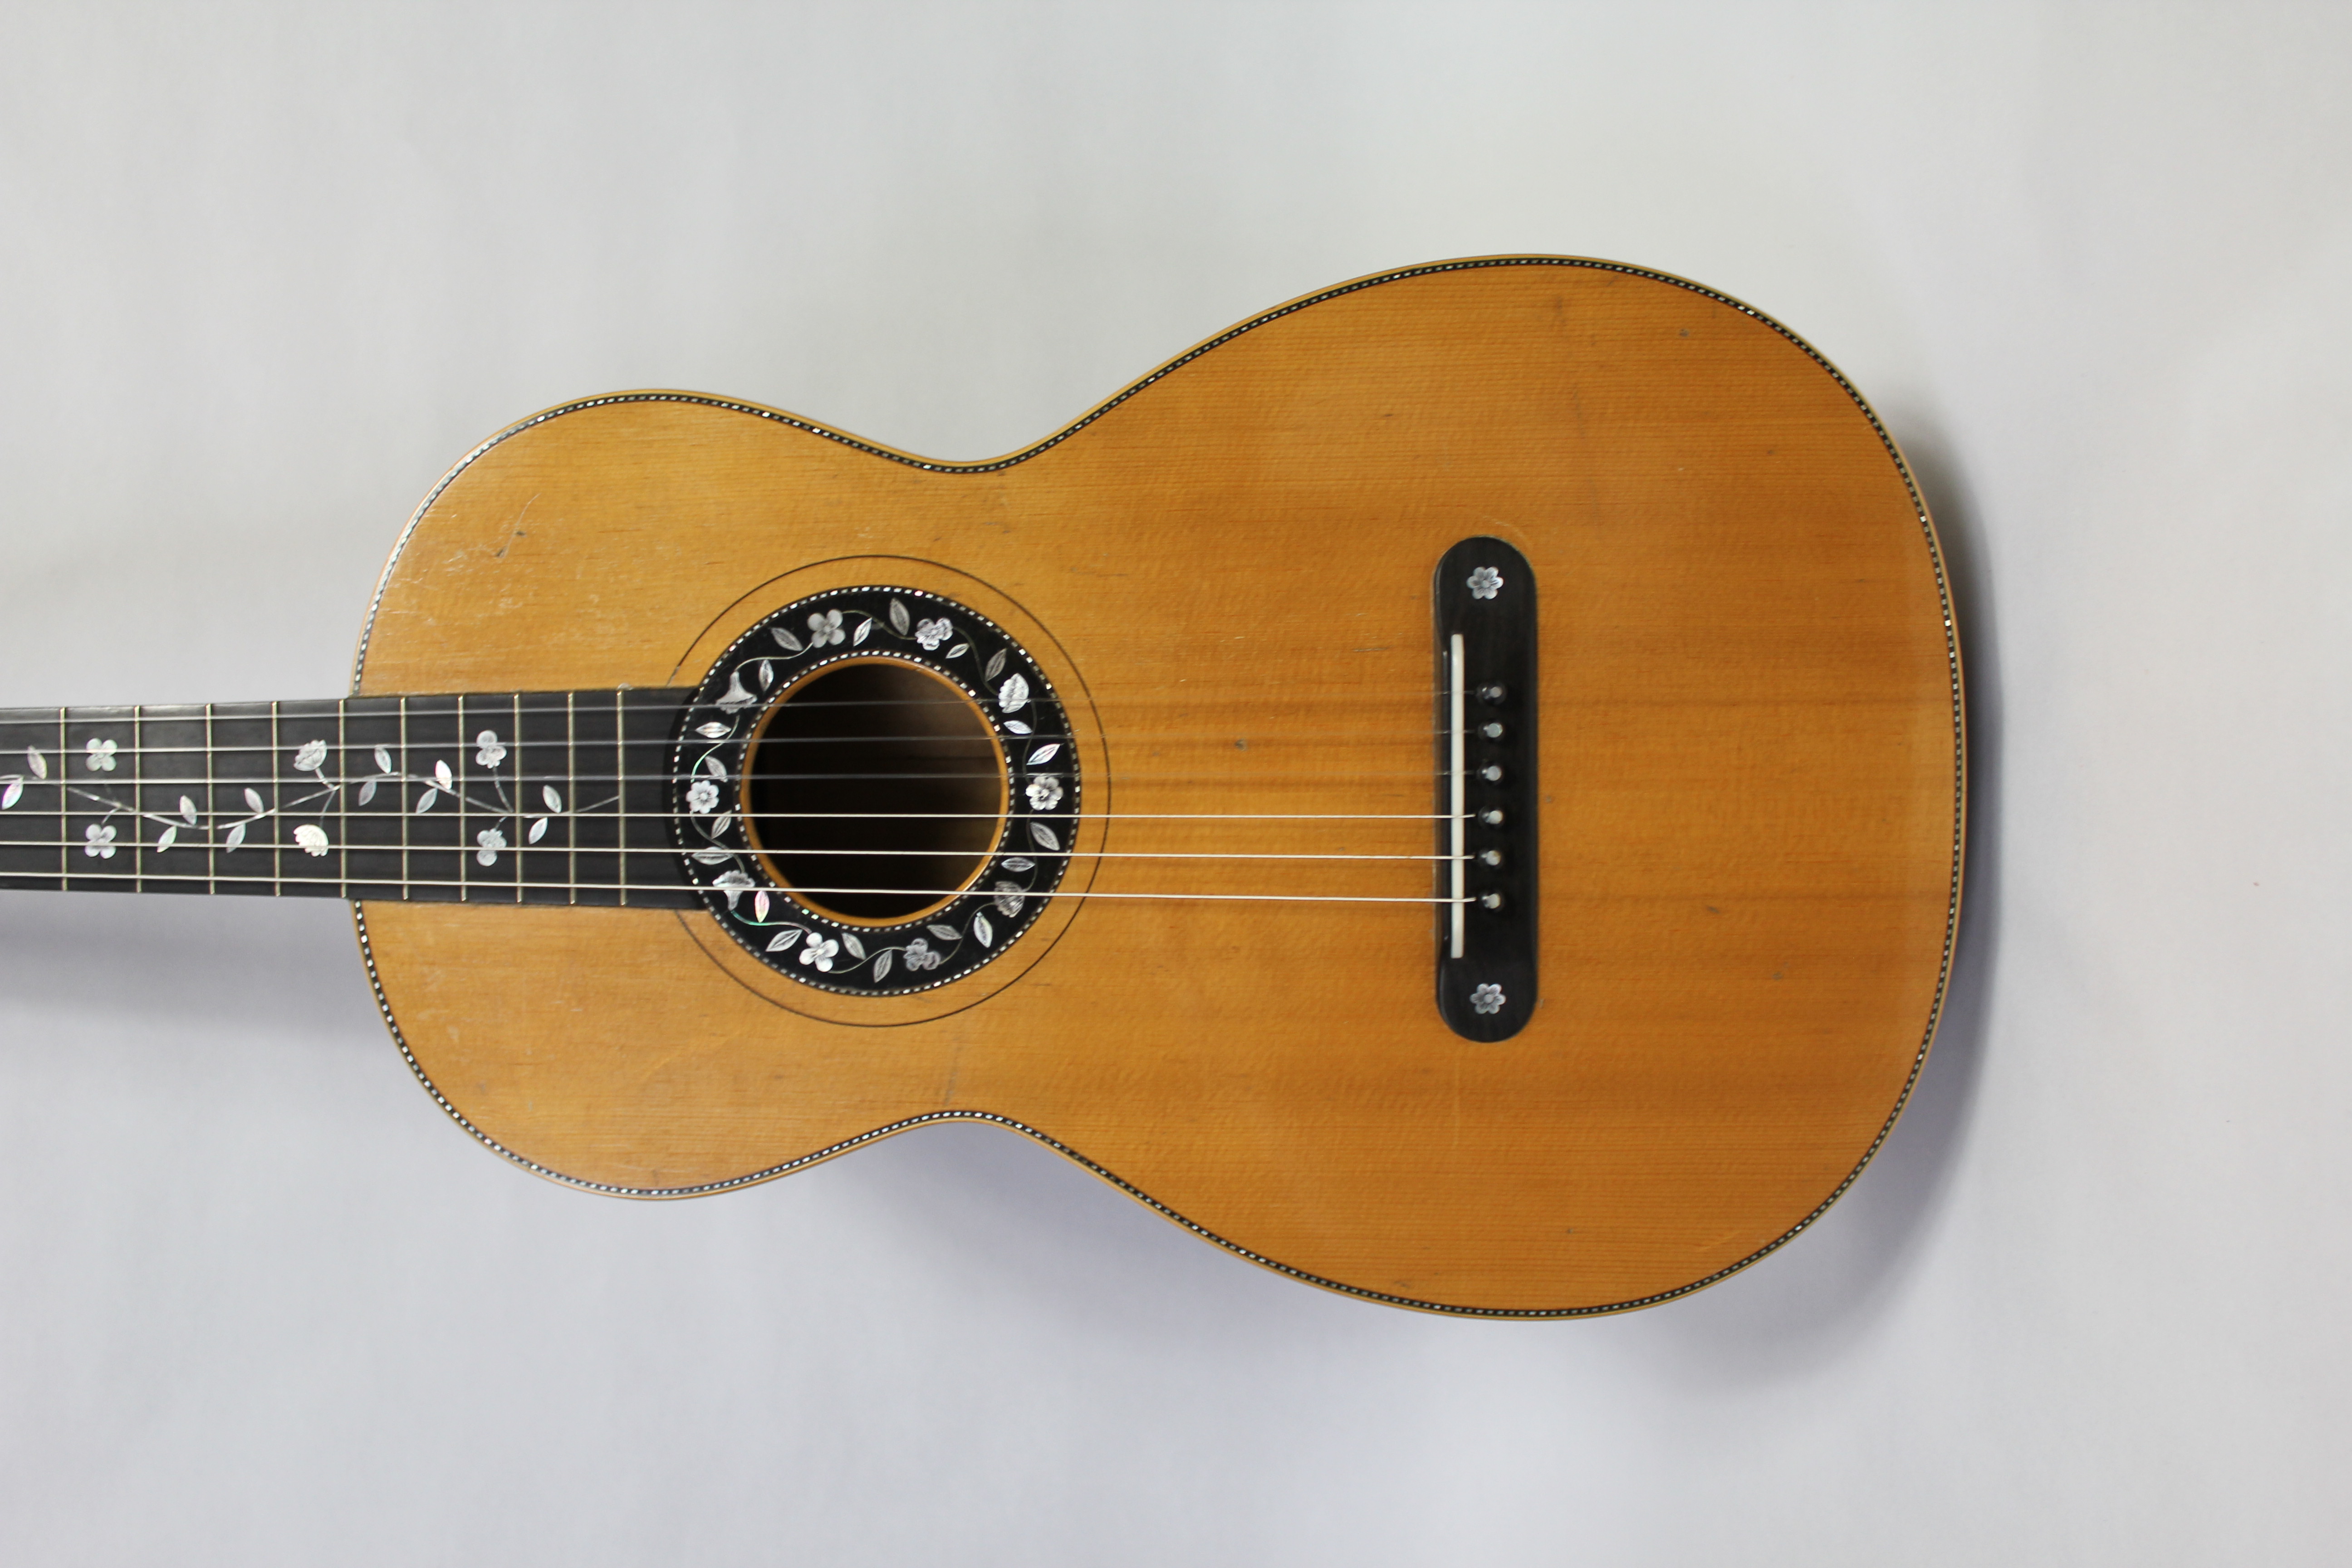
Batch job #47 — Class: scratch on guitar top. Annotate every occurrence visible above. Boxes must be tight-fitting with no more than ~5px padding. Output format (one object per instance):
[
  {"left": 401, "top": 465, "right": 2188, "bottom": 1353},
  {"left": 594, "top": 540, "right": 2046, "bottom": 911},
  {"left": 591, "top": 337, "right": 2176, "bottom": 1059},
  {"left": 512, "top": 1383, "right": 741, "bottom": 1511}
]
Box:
[{"left": 491, "top": 494, "right": 539, "bottom": 559}]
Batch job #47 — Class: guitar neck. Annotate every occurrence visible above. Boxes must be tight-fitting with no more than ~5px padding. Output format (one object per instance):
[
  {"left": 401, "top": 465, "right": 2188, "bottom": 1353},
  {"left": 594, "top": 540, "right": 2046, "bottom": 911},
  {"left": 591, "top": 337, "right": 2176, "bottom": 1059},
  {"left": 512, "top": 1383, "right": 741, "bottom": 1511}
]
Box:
[{"left": 0, "top": 691, "right": 700, "bottom": 907}]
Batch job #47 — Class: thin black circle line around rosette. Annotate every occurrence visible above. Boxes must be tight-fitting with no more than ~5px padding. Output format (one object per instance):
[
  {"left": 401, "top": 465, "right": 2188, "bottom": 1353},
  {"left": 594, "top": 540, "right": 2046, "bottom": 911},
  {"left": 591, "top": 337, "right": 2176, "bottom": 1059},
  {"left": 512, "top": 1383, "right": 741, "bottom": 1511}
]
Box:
[{"left": 671, "top": 585, "right": 1078, "bottom": 995}]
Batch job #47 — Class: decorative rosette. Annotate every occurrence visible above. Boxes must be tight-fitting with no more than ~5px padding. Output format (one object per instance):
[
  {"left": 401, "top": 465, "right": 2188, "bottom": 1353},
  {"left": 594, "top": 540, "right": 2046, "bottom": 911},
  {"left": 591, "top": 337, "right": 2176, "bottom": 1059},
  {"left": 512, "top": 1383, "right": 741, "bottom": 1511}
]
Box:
[{"left": 671, "top": 586, "right": 1077, "bottom": 994}]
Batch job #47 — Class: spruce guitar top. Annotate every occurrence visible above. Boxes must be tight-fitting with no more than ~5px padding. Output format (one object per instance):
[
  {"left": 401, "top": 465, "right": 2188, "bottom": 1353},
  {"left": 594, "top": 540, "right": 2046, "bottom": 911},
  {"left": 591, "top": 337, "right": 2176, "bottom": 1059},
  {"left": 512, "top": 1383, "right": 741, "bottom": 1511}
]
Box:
[{"left": 0, "top": 258, "right": 1964, "bottom": 1316}]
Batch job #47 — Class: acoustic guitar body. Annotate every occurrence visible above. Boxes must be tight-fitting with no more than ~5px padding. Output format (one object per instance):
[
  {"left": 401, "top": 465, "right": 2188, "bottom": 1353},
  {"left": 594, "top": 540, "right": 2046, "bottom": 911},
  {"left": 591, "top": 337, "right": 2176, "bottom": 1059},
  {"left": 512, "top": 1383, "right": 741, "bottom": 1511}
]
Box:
[{"left": 351, "top": 258, "right": 1963, "bottom": 1317}]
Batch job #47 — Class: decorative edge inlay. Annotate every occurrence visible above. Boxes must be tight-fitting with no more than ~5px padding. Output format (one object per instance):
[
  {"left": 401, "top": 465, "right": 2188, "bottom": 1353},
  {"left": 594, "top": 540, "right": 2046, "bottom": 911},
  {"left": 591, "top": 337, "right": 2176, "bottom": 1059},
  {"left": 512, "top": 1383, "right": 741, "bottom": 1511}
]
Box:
[
  {"left": 349, "top": 255, "right": 1968, "bottom": 1318},
  {"left": 671, "top": 585, "right": 1076, "bottom": 995}
]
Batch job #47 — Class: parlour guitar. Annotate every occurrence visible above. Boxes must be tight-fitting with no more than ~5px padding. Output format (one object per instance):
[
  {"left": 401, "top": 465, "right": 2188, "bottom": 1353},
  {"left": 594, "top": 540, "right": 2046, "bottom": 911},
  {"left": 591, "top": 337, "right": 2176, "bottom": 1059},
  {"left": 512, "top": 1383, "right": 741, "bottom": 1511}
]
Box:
[{"left": 2, "top": 258, "right": 1963, "bottom": 1316}]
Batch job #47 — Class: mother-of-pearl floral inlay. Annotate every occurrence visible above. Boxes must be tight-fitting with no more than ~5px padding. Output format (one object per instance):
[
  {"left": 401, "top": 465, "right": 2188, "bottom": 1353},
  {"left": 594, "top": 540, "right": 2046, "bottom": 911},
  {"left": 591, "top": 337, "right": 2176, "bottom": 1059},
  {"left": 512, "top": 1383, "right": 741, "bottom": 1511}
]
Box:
[
  {"left": 11, "top": 724, "right": 608, "bottom": 870},
  {"left": 675, "top": 586, "right": 1078, "bottom": 997}
]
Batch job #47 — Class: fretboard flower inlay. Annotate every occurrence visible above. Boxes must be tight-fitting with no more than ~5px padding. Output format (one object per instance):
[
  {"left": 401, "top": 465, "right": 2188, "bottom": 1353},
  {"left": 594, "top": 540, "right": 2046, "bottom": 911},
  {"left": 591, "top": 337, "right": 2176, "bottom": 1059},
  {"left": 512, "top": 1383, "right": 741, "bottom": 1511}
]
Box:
[{"left": 0, "top": 693, "right": 703, "bottom": 909}]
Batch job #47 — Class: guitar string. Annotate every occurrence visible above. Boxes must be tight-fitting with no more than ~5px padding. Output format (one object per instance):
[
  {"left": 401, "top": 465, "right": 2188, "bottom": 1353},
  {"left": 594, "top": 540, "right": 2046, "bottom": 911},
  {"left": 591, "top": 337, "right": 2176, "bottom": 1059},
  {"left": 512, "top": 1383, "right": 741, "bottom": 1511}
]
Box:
[
  {"left": 408, "top": 815, "right": 1477, "bottom": 829},
  {"left": 19, "top": 774, "right": 1494, "bottom": 882},
  {"left": 5, "top": 833, "right": 1479, "bottom": 864},
  {"left": 8, "top": 771, "right": 1470, "bottom": 796},
  {"left": 15, "top": 711, "right": 1504, "bottom": 849},
  {"left": 9, "top": 699, "right": 1496, "bottom": 770},
  {"left": 0, "top": 710, "right": 1458, "bottom": 747},
  {"left": 0, "top": 864, "right": 1467, "bottom": 905},
  {"left": 18, "top": 779, "right": 1466, "bottom": 799},
  {"left": 16, "top": 789, "right": 1485, "bottom": 823},
  {"left": 18, "top": 756, "right": 1494, "bottom": 858},
  {"left": 17, "top": 766, "right": 1487, "bottom": 873},
  {"left": 21, "top": 764, "right": 1489, "bottom": 818},
  {"left": 0, "top": 694, "right": 1461, "bottom": 719},
  {"left": 17, "top": 711, "right": 1473, "bottom": 747},
  {"left": 6, "top": 730, "right": 1478, "bottom": 761},
  {"left": 23, "top": 763, "right": 1458, "bottom": 781}
]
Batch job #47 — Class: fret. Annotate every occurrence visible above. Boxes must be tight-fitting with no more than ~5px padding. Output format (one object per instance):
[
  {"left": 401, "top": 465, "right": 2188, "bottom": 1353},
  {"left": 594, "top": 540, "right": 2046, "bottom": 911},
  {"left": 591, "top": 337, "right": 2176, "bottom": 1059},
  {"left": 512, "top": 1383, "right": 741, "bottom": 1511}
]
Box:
[
  {"left": 335, "top": 702, "right": 348, "bottom": 897},
  {"left": 614, "top": 689, "right": 627, "bottom": 908},
  {"left": 455, "top": 693, "right": 469, "bottom": 904},
  {"left": 510, "top": 691, "right": 524, "bottom": 905},
  {"left": 0, "top": 712, "right": 61, "bottom": 891},
  {"left": 453, "top": 696, "right": 472, "bottom": 901},
  {"left": 62, "top": 706, "right": 139, "bottom": 894},
  {"left": 0, "top": 691, "right": 697, "bottom": 907},
  {"left": 269, "top": 701, "right": 282, "bottom": 897},
  {"left": 460, "top": 693, "right": 512, "bottom": 902},
  {"left": 618, "top": 688, "right": 691, "bottom": 907},
  {"left": 397, "top": 696, "right": 410, "bottom": 896},
  {"left": 512, "top": 687, "right": 569, "bottom": 906},
  {"left": 486, "top": 692, "right": 514, "bottom": 900},
  {"left": 206, "top": 702, "right": 273, "bottom": 896},
  {"left": 567, "top": 690, "right": 626, "bottom": 902},
  {"left": 135, "top": 703, "right": 211, "bottom": 897},
  {"left": 54, "top": 710, "right": 66, "bottom": 888},
  {"left": 401, "top": 697, "right": 466, "bottom": 901},
  {"left": 203, "top": 705, "right": 216, "bottom": 895},
  {"left": 565, "top": 691, "right": 578, "bottom": 906},
  {"left": 131, "top": 706, "right": 144, "bottom": 893},
  {"left": 338, "top": 699, "right": 407, "bottom": 901}
]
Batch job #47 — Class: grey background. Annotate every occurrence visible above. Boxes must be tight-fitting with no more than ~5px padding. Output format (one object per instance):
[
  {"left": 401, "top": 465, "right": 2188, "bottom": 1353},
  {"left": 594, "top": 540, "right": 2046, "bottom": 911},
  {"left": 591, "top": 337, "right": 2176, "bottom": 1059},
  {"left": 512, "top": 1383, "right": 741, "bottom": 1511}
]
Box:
[{"left": 1, "top": 3, "right": 2347, "bottom": 1562}]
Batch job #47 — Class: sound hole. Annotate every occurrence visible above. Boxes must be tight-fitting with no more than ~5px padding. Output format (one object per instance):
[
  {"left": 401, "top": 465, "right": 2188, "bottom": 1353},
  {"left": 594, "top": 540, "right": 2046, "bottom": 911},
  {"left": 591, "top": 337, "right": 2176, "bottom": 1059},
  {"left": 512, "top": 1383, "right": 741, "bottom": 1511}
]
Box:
[{"left": 745, "top": 660, "right": 1004, "bottom": 922}]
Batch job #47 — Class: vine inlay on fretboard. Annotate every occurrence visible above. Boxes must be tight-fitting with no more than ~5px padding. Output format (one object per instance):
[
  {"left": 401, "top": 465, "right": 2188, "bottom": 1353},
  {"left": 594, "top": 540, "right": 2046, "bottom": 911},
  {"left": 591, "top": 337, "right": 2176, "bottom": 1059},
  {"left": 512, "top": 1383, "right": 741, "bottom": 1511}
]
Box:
[{"left": 0, "top": 692, "right": 698, "bottom": 907}]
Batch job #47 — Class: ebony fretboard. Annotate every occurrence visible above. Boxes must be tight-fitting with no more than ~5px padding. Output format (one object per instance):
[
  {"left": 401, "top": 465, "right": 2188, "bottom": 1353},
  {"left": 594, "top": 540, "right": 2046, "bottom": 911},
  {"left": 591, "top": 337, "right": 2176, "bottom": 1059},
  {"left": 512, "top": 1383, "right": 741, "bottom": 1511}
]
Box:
[{"left": 0, "top": 691, "right": 699, "bottom": 907}]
